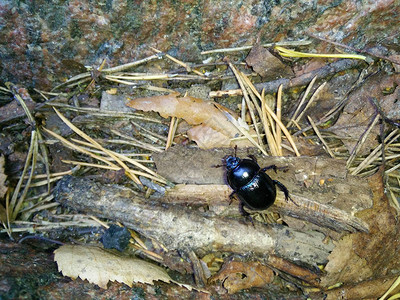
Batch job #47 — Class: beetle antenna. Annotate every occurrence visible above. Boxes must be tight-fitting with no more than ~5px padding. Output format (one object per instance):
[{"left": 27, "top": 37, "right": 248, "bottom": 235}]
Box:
[
  {"left": 212, "top": 164, "right": 225, "bottom": 168},
  {"left": 234, "top": 145, "right": 237, "bottom": 157}
]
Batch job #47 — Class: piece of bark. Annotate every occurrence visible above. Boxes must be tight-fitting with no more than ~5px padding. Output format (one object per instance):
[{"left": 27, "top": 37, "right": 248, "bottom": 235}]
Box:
[{"left": 54, "top": 175, "right": 334, "bottom": 266}]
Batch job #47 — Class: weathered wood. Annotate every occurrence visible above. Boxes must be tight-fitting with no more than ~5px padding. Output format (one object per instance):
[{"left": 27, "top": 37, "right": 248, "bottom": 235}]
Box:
[
  {"left": 164, "top": 184, "right": 369, "bottom": 233},
  {"left": 153, "top": 146, "right": 372, "bottom": 233},
  {"left": 55, "top": 175, "right": 334, "bottom": 266}
]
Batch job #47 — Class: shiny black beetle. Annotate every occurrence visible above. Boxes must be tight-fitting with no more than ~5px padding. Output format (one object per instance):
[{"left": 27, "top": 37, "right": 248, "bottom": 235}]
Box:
[{"left": 225, "top": 154, "right": 291, "bottom": 216}]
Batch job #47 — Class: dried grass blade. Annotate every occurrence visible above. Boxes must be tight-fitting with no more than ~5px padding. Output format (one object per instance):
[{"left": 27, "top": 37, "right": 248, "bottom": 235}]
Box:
[
  {"left": 228, "top": 63, "right": 264, "bottom": 148},
  {"left": 263, "top": 101, "right": 300, "bottom": 156},
  {"left": 52, "top": 108, "right": 141, "bottom": 184},
  {"left": 102, "top": 54, "right": 161, "bottom": 73},
  {"left": 261, "top": 90, "right": 279, "bottom": 156},
  {"left": 276, "top": 85, "right": 283, "bottom": 156},
  {"left": 307, "top": 116, "right": 336, "bottom": 158},
  {"left": 351, "top": 129, "right": 400, "bottom": 175},
  {"left": 108, "top": 130, "right": 164, "bottom": 153},
  {"left": 62, "top": 160, "right": 120, "bottom": 170},
  {"left": 166, "top": 117, "right": 177, "bottom": 150},
  {"left": 25, "top": 176, "right": 64, "bottom": 188},
  {"left": 286, "top": 76, "right": 317, "bottom": 128},
  {"left": 346, "top": 114, "right": 380, "bottom": 168},
  {"left": 106, "top": 74, "right": 170, "bottom": 80},
  {"left": 150, "top": 47, "right": 205, "bottom": 77},
  {"left": 294, "top": 81, "right": 326, "bottom": 126},
  {"left": 36, "top": 130, "right": 51, "bottom": 194},
  {"left": 70, "top": 138, "right": 165, "bottom": 182},
  {"left": 235, "top": 71, "right": 300, "bottom": 156},
  {"left": 104, "top": 76, "right": 139, "bottom": 85},
  {"left": 11, "top": 131, "right": 38, "bottom": 220},
  {"left": 43, "top": 128, "right": 119, "bottom": 168},
  {"left": 221, "top": 110, "right": 268, "bottom": 156},
  {"left": 10, "top": 84, "right": 51, "bottom": 194},
  {"left": 388, "top": 188, "right": 400, "bottom": 210}
]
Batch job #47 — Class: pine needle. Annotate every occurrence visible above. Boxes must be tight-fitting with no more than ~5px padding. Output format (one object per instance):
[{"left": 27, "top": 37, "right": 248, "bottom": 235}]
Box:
[
  {"left": 275, "top": 46, "right": 367, "bottom": 60},
  {"left": 52, "top": 108, "right": 141, "bottom": 184}
]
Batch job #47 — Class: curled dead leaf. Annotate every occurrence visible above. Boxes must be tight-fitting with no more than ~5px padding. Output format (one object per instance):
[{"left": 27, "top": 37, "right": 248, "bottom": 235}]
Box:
[{"left": 208, "top": 260, "right": 274, "bottom": 293}]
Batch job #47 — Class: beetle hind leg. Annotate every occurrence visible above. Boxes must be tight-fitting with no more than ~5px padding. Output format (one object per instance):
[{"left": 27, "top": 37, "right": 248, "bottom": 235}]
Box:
[
  {"left": 228, "top": 191, "right": 236, "bottom": 205},
  {"left": 273, "top": 180, "right": 298, "bottom": 206}
]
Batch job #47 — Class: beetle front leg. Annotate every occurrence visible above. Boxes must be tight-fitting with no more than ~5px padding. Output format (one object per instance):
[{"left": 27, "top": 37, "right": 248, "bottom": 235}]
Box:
[
  {"left": 261, "top": 165, "right": 278, "bottom": 173},
  {"left": 248, "top": 154, "right": 258, "bottom": 163}
]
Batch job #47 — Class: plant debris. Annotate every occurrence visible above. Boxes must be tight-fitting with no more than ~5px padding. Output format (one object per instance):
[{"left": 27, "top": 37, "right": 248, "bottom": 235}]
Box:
[
  {"left": 1, "top": 39, "right": 400, "bottom": 299},
  {"left": 208, "top": 260, "right": 274, "bottom": 293},
  {"left": 127, "top": 92, "right": 251, "bottom": 149}
]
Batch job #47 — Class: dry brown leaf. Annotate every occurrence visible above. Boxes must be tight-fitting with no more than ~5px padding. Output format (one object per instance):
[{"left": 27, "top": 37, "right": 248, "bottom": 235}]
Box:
[
  {"left": 321, "top": 169, "right": 400, "bottom": 295},
  {"left": 209, "top": 260, "right": 274, "bottom": 293},
  {"left": 246, "top": 44, "right": 294, "bottom": 80},
  {"left": 127, "top": 93, "right": 245, "bottom": 148},
  {"left": 187, "top": 124, "right": 231, "bottom": 149},
  {"left": 0, "top": 155, "right": 7, "bottom": 198},
  {"left": 329, "top": 73, "right": 400, "bottom": 154},
  {"left": 54, "top": 244, "right": 194, "bottom": 290}
]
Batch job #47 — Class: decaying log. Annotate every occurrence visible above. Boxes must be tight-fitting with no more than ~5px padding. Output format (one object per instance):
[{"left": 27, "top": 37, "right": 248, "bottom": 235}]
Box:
[
  {"left": 164, "top": 184, "right": 369, "bottom": 233},
  {"left": 55, "top": 175, "right": 334, "bottom": 266},
  {"left": 154, "top": 146, "right": 371, "bottom": 233}
]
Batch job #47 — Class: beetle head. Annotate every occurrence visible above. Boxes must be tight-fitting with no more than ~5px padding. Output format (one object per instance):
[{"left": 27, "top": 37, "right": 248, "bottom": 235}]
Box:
[{"left": 225, "top": 155, "right": 240, "bottom": 171}]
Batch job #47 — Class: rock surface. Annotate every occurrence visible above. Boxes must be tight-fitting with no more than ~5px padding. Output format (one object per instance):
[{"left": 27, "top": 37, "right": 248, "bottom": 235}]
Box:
[{"left": 1, "top": 0, "right": 399, "bottom": 89}]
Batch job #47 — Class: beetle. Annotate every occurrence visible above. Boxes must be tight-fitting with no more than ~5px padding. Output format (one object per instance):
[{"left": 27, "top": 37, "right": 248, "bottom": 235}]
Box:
[{"left": 225, "top": 154, "right": 292, "bottom": 217}]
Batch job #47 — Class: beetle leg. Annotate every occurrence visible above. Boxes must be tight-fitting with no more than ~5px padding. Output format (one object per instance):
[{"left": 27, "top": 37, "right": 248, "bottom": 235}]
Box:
[
  {"left": 273, "top": 180, "right": 298, "bottom": 206},
  {"left": 261, "top": 165, "right": 278, "bottom": 173},
  {"left": 248, "top": 154, "right": 258, "bottom": 163},
  {"left": 212, "top": 164, "right": 225, "bottom": 168},
  {"left": 228, "top": 191, "right": 236, "bottom": 205},
  {"left": 238, "top": 201, "right": 255, "bottom": 226}
]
